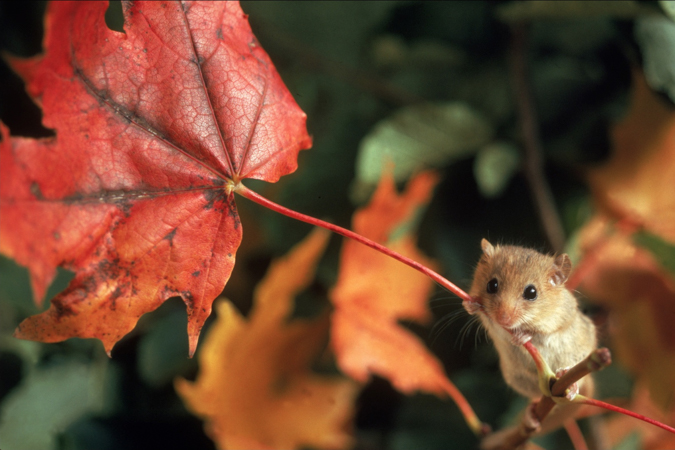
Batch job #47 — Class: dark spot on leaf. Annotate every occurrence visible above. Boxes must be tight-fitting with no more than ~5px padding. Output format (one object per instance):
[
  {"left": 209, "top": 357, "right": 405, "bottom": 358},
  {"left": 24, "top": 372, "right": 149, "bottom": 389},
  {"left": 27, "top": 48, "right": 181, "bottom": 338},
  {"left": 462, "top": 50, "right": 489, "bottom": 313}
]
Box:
[
  {"left": 216, "top": 27, "right": 223, "bottom": 40},
  {"left": 192, "top": 271, "right": 201, "bottom": 277},
  {"left": 108, "top": 286, "right": 124, "bottom": 310},
  {"left": 53, "top": 231, "right": 61, "bottom": 240},
  {"left": 227, "top": 253, "right": 232, "bottom": 258},
  {"left": 53, "top": 298, "right": 77, "bottom": 318},
  {"left": 51, "top": 276, "right": 97, "bottom": 318},
  {"left": 162, "top": 285, "right": 178, "bottom": 298},
  {"left": 97, "top": 258, "right": 121, "bottom": 279},
  {"left": 203, "top": 188, "right": 226, "bottom": 210},
  {"left": 164, "top": 228, "right": 177, "bottom": 244},
  {"left": 226, "top": 195, "right": 240, "bottom": 229},
  {"left": 30, "top": 182, "right": 44, "bottom": 200},
  {"left": 74, "top": 66, "right": 170, "bottom": 142}
]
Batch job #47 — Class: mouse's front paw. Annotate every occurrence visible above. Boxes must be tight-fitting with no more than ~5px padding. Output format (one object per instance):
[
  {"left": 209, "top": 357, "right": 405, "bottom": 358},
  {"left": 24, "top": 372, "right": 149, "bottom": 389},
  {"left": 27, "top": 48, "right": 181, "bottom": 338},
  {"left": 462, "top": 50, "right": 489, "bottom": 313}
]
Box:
[
  {"left": 462, "top": 296, "right": 482, "bottom": 315},
  {"left": 555, "top": 367, "right": 578, "bottom": 400},
  {"left": 523, "top": 401, "right": 541, "bottom": 433},
  {"left": 510, "top": 328, "right": 532, "bottom": 346}
]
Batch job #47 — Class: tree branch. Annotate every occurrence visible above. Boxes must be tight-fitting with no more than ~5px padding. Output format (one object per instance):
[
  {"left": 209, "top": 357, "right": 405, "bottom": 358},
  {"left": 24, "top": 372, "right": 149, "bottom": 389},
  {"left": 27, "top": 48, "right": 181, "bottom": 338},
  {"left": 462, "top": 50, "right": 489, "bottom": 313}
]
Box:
[
  {"left": 509, "top": 24, "right": 566, "bottom": 253},
  {"left": 480, "top": 346, "right": 611, "bottom": 450}
]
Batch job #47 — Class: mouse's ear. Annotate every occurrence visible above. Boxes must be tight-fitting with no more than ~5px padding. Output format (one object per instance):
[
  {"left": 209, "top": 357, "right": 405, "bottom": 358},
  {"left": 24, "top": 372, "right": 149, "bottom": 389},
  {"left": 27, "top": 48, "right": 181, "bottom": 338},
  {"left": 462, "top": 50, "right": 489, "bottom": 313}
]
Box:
[
  {"left": 481, "top": 239, "right": 495, "bottom": 258},
  {"left": 550, "top": 254, "right": 572, "bottom": 286}
]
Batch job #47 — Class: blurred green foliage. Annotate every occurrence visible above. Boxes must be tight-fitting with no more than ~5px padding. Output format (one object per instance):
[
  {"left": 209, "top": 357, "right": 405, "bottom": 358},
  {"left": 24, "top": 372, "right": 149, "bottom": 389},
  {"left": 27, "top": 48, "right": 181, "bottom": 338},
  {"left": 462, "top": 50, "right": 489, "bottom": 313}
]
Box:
[{"left": 0, "top": 1, "right": 668, "bottom": 449}]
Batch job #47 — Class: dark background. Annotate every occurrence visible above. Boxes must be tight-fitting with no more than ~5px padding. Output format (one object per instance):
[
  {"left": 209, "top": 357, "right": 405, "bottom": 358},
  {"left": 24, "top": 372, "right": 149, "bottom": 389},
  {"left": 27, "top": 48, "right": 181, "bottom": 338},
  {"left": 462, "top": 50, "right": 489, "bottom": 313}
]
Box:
[{"left": 0, "top": 2, "right": 651, "bottom": 449}]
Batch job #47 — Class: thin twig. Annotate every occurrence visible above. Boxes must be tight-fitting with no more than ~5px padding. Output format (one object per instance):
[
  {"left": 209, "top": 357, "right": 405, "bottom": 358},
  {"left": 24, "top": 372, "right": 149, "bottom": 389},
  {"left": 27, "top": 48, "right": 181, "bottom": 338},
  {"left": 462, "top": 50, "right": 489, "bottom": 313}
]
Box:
[
  {"left": 509, "top": 24, "right": 566, "bottom": 253},
  {"left": 532, "top": 347, "right": 611, "bottom": 434},
  {"left": 564, "top": 420, "right": 589, "bottom": 450},
  {"left": 480, "top": 346, "right": 612, "bottom": 450}
]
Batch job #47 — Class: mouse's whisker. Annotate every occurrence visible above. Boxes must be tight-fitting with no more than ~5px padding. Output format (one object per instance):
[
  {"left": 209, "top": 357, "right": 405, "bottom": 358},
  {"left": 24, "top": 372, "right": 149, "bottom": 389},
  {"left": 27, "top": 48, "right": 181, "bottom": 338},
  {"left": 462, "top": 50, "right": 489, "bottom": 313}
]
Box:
[
  {"left": 430, "top": 310, "right": 467, "bottom": 344},
  {"left": 458, "top": 316, "right": 481, "bottom": 349},
  {"left": 432, "top": 309, "right": 466, "bottom": 330},
  {"left": 429, "top": 295, "right": 460, "bottom": 308}
]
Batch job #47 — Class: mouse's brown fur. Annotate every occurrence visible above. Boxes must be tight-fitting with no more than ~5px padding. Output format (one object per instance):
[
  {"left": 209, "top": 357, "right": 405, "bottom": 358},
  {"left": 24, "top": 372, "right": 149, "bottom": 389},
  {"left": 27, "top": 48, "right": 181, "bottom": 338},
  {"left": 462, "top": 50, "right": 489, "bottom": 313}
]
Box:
[{"left": 465, "top": 239, "right": 596, "bottom": 433}]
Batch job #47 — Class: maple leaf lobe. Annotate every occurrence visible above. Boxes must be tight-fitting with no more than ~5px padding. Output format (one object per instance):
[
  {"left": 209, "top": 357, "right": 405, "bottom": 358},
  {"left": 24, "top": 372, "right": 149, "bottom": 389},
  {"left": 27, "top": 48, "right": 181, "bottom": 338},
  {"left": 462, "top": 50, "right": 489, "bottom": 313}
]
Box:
[{"left": 330, "top": 171, "right": 460, "bottom": 397}]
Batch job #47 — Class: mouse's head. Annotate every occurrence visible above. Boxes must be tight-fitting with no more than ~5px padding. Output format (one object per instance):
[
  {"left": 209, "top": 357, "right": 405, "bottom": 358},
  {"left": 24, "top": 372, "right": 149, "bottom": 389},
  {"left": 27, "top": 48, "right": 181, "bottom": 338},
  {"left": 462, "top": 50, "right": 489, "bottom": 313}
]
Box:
[{"left": 469, "top": 239, "right": 573, "bottom": 334}]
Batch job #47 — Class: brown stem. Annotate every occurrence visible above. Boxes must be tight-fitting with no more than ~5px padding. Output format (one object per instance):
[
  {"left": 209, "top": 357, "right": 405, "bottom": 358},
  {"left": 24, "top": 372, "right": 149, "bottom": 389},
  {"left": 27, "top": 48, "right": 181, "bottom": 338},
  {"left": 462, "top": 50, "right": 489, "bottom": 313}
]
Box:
[
  {"left": 480, "top": 348, "right": 612, "bottom": 450},
  {"left": 509, "top": 24, "right": 566, "bottom": 253}
]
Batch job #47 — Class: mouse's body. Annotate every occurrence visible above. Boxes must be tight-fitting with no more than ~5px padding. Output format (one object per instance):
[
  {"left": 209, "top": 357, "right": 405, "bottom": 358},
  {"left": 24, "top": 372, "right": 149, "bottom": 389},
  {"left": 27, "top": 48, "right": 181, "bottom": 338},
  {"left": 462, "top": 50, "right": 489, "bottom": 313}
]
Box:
[{"left": 464, "top": 239, "right": 596, "bottom": 431}]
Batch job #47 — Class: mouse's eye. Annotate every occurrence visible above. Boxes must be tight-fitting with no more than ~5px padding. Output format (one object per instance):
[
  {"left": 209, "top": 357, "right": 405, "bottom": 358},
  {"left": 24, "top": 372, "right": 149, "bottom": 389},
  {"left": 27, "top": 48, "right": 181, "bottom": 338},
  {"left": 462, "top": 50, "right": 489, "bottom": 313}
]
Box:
[
  {"left": 486, "top": 278, "right": 499, "bottom": 294},
  {"left": 523, "top": 284, "right": 537, "bottom": 301}
]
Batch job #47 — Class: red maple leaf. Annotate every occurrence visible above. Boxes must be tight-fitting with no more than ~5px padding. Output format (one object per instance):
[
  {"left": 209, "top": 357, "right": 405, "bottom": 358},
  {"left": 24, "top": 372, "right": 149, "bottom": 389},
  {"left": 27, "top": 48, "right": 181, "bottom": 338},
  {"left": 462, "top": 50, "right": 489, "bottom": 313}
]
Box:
[{"left": 0, "top": 1, "right": 311, "bottom": 356}]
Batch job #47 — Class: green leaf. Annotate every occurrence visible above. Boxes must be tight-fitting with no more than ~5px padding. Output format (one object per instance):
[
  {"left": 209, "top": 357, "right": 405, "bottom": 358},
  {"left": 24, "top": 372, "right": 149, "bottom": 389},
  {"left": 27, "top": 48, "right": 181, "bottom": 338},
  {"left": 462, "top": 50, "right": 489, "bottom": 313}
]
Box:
[
  {"left": 633, "top": 231, "right": 675, "bottom": 276},
  {"left": 353, "top": 102, "right": 493, "bottom": 202},
  {"left": 635, "top": 15, "right": 675, "bottom": 103},
  {"left": 473, "top": 142, "right": 520, "bottom": 198},
  {"left": 660, "top": 0, "right": 675, "bottom": 22},
  {"left": 0, "top": 361, "right": 108, "bottom": 450},
  {"left": 137, "top": 308, "right": 192, "bottom": 388}
]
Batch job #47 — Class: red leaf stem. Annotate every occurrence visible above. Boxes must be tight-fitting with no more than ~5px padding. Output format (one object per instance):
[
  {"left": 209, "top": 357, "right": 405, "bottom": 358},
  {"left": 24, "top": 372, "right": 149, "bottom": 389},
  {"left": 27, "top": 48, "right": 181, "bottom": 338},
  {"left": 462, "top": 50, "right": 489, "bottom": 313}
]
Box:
[
  {"left": 577, "top": 396, "right": 675, "bottom": 435},
  {"left": 564, "top": 420, "right": 589, "bottom": 450},
  {"left": 234, "top": 183, "right": 472, "bottom": 303},
  {"left": 234, "top": 182, "right": 486, "bottom": 433},
  {"left": 524, "top": 341, "right": 675, "bottom": 436},
  {"left": 440, "top": 378, "right": 490, "bottom": 436},
  {"left": 523, "top": 341, "right": 546, "bottom": 373}
]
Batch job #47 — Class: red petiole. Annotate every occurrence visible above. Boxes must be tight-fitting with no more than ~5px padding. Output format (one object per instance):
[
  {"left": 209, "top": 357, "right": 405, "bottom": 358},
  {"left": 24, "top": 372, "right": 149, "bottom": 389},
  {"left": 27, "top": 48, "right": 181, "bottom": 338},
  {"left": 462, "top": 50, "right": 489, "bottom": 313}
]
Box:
[
  {"left": 235, "top": 182, "right": 472, "bottom": 303},
  {"left": 237, "top": 183, "right": 675, "bottom": 439},
  {"left": 234, "top": 182, "right": 484, "bottom": 433}
]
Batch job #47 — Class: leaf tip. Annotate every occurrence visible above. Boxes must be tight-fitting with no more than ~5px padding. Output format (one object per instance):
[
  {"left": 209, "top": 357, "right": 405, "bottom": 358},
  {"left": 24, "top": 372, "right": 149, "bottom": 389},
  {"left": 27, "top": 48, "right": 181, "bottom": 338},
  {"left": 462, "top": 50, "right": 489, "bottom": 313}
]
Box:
[
  {"left": 103, "top": 341, "right": 115, "bottom": 358},
  {"left": 188, "top": 334, "right": 199, "bottom": 359}
]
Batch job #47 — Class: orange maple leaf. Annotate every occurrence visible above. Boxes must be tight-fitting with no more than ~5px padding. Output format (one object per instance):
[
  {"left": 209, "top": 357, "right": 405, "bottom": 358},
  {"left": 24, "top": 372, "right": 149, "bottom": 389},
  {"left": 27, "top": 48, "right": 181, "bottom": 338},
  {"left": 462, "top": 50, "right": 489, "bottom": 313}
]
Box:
[
  {"left": 330, "top": 170, "right": 456, "bottom": 395},
  {"left": 578, "top": 70, "right": 675, "bottom": 412},
  {"left": 588, "top": 70, "right": 675, "bottom": 240},
  {"left": 176, "top": 228, "right": 357, "bottom": 450}
]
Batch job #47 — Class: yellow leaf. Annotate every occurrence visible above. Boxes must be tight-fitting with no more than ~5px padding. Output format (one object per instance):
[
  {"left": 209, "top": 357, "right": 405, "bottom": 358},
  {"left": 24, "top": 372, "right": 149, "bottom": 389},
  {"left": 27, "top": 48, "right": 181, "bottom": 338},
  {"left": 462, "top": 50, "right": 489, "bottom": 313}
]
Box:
[{"left": 176, "top": 228, "right": 358, "bottom": 450}]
